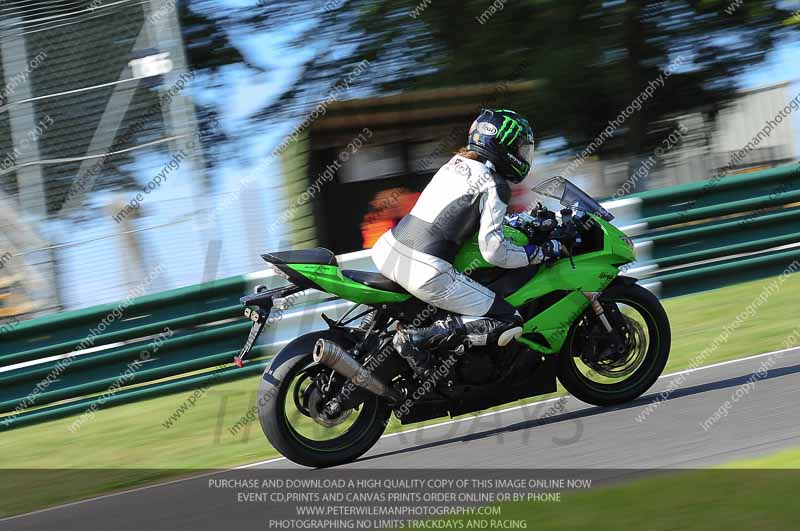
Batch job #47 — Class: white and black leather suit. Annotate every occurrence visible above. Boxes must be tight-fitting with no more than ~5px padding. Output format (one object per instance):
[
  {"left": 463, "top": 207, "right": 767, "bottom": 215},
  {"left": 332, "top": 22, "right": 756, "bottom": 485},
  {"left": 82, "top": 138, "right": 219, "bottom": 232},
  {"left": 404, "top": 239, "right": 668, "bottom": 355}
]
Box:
[{"left": 372, "top": 154, "right": 548, "bottom": 328}]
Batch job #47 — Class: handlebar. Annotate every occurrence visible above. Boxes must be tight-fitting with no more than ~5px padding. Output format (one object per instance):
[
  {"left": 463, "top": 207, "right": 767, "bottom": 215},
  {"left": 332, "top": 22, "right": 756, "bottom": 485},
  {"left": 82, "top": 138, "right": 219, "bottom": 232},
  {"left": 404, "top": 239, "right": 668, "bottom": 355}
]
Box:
[
  {"left": 549, "top": 214, "right": 578, "bottom": 245},
  {"left": 549, "top": 219, "right": 577, "bottom": 268},
  {"left": 505, "top": 205, "right": 583, "bottom": 267}
]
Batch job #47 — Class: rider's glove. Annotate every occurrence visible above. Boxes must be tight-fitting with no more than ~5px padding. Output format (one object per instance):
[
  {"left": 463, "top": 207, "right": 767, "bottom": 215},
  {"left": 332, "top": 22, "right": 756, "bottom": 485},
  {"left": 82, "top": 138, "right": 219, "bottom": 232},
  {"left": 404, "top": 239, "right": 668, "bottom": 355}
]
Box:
[
  {"left": 523, "top": 243, "right": 539, "bottom": 262},
  {"left": 506, "top": 214, "right": 523, "bottom": 229},
  {"left": 524, "top": 240, "right": 561, "bottom": 264},
  {"left": 541, "top": 240, "right": 562, "bottom": 263}
]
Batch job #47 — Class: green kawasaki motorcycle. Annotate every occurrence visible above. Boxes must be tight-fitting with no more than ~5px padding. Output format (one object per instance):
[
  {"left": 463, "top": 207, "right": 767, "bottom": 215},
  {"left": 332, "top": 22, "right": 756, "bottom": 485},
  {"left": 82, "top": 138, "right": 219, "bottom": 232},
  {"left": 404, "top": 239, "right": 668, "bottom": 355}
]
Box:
[{"left": 237, "top": 177, "right": 671, "bottom": 467}]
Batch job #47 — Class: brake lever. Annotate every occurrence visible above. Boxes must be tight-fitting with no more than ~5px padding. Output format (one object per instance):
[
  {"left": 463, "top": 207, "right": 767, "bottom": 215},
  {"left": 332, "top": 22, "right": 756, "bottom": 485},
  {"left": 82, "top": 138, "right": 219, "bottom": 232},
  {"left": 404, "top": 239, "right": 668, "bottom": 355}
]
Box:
[
  {"left": 548, "top": 222, "right": 577, "bottom": 269},
  {"left": 568, "top": 248, "right": 576, "bottom": 270}
]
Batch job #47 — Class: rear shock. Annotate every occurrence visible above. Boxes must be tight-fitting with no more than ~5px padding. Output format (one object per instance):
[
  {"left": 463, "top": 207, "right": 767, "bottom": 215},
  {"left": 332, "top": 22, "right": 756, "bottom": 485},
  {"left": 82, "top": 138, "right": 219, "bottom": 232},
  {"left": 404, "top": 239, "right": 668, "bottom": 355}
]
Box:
[{"left": 359, "top": 310, "right": 377, "bottom": 331}]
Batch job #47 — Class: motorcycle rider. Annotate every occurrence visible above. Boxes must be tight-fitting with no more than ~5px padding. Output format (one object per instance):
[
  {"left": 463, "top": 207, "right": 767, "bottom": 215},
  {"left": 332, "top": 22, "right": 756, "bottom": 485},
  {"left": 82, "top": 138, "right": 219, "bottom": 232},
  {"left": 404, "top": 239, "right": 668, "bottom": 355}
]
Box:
[{"left": 371, "top": 109, "right": 562, "bottom": 374}]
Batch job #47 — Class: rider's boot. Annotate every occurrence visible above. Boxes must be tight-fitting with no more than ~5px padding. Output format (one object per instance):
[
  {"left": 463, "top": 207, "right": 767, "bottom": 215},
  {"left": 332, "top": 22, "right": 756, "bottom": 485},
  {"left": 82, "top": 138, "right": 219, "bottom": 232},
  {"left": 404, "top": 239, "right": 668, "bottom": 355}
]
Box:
[
  {"left": 393, "top": 314, "right": 523, "bottom": 376},
  {"left": 393, "top": 315, "right": 464, "bottom": 376},
  {"left": 461, "top": 315, "right": 523, "bottom": 347}
]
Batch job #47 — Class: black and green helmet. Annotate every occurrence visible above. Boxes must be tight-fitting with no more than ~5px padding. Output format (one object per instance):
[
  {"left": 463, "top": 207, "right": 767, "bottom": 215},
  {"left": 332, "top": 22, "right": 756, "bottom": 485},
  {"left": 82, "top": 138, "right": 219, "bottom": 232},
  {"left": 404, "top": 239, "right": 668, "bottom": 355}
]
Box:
[{"left": 467, "top": 109, "right": 534, "bottom": 183}]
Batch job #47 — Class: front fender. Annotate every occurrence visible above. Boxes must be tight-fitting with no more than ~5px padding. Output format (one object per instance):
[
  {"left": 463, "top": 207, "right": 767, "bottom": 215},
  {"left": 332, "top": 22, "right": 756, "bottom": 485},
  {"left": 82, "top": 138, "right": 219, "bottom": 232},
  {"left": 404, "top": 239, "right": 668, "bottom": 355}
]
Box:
[
  {"left": 261, "top": 329, "right": 353, "bottom": 386},
  {"left": 609, "top": 275, "right": 639, "bottom": 288}
]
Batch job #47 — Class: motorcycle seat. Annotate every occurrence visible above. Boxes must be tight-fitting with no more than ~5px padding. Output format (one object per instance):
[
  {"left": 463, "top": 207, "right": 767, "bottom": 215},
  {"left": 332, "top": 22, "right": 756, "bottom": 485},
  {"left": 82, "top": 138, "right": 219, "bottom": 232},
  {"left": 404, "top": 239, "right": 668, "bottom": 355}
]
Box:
[
  {"left": 262, "top": 248, "right": 337, "bottom": 266},
  {"left": 341, "top": 270, "right": 408, "bottom": 294}
]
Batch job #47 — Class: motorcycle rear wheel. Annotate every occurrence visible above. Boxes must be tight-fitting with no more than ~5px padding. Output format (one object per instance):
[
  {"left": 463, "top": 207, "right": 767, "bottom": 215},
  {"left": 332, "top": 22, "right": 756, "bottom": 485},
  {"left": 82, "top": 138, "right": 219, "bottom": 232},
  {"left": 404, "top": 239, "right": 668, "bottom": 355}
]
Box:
[{"left": 258, "top": 351, "right": 391, "bottom": 468}]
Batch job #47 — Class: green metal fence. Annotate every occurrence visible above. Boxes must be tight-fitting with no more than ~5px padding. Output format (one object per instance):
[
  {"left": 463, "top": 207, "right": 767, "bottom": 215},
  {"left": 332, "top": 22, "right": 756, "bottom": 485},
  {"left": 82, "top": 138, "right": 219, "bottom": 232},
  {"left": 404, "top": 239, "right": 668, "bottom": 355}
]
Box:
[
  {"left": 634, "top": 163, "right": 800, "bottom": 297},
  {"left": 1, "top": 163, "right": 799, "bottom": 431}
]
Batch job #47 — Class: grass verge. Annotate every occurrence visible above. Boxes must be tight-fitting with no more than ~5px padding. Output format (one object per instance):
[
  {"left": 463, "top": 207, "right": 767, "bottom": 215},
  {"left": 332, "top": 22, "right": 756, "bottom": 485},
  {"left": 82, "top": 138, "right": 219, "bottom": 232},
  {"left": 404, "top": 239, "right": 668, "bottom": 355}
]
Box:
[{"left": 434, "top": 447, "right": 800, "bottom": 531}]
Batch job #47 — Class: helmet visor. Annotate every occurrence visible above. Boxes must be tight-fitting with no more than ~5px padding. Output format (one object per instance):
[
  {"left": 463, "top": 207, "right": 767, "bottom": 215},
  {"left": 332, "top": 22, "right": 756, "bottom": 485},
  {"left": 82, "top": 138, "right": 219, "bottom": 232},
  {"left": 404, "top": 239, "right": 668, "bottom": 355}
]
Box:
[{"left": 517, "top": 141, "right": 535, "bottom": 175}]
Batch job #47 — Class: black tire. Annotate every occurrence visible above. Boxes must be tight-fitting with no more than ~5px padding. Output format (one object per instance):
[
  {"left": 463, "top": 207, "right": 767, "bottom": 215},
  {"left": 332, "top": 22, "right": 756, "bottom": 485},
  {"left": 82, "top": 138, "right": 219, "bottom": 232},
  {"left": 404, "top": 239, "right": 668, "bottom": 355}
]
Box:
[
  {"left": 258, "top": 350, "right": 391, "bottom": 468},
  {"left": 557, "top": 283, "right": 671, "bottom": 406}
]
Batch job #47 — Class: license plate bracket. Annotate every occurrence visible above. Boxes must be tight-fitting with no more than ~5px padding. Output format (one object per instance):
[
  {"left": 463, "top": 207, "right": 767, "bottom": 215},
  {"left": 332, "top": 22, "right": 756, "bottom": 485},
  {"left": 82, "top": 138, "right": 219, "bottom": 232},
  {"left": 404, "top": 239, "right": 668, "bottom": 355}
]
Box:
[{"left": 235, "top": 308, "right": 268, "bottom": 367}]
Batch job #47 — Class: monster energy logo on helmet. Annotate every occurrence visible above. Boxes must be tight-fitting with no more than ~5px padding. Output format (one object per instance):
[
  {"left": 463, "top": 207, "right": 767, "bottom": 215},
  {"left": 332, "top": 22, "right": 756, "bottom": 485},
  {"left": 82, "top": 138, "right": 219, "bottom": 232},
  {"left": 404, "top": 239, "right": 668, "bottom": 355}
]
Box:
[{"left": 496, "top": 115, "right": 525, "bottom": 145}]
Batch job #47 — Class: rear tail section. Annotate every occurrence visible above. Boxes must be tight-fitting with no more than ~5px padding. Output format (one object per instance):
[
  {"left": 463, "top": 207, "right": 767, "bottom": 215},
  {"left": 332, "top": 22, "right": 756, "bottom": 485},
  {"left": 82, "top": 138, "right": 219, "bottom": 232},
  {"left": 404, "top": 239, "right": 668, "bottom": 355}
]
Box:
[{"left": 261, "top": 247, "right": 411, "bottom": 304}]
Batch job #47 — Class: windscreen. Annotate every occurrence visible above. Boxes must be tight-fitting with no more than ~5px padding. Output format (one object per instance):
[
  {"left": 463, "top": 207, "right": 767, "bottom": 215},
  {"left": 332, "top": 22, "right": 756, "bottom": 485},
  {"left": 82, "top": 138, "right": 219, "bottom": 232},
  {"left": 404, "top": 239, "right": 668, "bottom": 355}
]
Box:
[{"left": 532, "top": 176, "right": 614, "bottom": 221}]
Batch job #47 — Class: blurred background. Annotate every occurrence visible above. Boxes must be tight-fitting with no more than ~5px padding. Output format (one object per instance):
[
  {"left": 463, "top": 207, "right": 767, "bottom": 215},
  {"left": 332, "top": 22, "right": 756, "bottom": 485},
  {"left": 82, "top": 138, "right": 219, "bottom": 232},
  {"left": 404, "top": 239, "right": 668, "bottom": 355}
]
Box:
[{"left": 1, "top": 0, "right": 799, "bottom": 317}]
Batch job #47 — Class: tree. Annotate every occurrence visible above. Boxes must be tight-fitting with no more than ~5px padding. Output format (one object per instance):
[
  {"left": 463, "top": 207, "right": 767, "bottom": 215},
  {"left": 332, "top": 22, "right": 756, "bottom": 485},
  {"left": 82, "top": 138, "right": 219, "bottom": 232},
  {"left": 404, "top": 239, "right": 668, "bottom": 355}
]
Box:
[
  {"left": 241, "top": 0, "right": 796, "bottom": 158},
  {"left": 179, "top": 1, "right": 265, "bottom": 174}
]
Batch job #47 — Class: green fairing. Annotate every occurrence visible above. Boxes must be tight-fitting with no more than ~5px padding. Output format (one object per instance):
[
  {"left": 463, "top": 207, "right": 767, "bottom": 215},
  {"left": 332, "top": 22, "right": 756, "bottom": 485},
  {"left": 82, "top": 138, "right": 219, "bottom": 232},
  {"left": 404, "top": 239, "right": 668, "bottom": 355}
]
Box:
[
  {"left": 288, "top": 215, "right": 635, "bottom": 355},
  {"left": 454, "top": 215, "right": 635, "bottom": 354},
  {"left": 516, "top": 291, "right": 589, "bottom": 353},
  {"left": 510, "top": 216, "right": 634, "bottom": 353},
  {"left": 287, "top": 264, "right": 412, "bottom": 304},
  {"left": 453, "top": 226, "right": 529, "bottom": 272}
]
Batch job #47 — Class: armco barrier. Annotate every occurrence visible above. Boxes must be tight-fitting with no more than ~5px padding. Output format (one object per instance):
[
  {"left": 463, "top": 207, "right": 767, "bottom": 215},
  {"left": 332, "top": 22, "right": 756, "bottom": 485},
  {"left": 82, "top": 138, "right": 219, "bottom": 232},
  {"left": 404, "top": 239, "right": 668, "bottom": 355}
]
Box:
[
  {"left": 1, "top": 163, "right": 799, "bottom": 430},
  {"left": 0, "top": 251, "right": 376, "bottom": 430},
  {"left": 629, "top": 163, "right": 800, "bottom": 297}
]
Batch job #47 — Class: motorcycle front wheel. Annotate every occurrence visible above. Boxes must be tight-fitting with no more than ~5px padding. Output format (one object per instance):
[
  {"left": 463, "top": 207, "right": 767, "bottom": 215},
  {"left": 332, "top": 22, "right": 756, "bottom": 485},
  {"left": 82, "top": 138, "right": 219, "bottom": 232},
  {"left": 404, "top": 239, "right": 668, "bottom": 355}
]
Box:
[{"left": 557, "top": 282, "right": 671, "bottom": 406}]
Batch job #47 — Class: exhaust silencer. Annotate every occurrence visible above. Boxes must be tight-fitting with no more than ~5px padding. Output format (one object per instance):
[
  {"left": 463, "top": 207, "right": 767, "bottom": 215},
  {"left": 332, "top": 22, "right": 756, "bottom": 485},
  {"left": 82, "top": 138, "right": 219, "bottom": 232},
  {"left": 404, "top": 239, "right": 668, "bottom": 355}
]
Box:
[{"left": 313, "top": 339, "right": 402, "bottom": 402}]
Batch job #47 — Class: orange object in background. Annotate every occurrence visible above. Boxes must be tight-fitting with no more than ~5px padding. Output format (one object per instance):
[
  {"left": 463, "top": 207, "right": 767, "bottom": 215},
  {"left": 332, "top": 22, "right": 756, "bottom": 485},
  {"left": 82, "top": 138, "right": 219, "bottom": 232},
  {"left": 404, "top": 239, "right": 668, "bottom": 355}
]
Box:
[
  {"left": 361, "top": 185, "right": 530, "bottom": 249},
  {"left": 361, "top": 187, "right": 419, "bottom": 248},
  {"left": 0, "top": 273, "right": 36, "bottom": 319}
]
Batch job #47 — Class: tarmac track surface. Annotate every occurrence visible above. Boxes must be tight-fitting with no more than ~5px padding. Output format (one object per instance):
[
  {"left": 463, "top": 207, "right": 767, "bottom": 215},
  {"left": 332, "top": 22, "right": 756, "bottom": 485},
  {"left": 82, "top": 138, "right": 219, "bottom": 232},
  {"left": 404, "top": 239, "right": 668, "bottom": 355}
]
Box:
[{"left": 4, "top": 347, "right": 800, "bottom": 530}]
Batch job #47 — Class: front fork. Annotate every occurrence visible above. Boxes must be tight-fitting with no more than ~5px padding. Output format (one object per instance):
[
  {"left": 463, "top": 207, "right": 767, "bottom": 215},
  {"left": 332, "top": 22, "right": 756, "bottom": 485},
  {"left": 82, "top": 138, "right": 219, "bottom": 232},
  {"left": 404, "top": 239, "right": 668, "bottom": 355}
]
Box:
[
  {"left": 582, "top": 291, "right": 627, "bottom": 360},
  {"left": 582, "top": 292, "right": 614, "bottom": 333}
]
